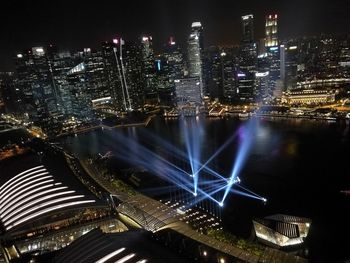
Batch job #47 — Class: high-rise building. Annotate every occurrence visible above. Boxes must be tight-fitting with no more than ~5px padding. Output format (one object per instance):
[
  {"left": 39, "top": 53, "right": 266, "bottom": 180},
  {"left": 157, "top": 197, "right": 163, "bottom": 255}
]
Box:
[
  {"left": 0, "top": 72, "right": 20, "bottom": 114},
  {"left": 158, "top": 37, "right": 185, "bottom": 105},
  {"left": 14, "top": 47, "right": 60, "bottom": 130},
  {"left": 255, "top": 71, "right": 270, "bottom": 103},
  {"left": 280, "top": 44, "right": 286, "bottom": 86},
  {"left": 163, "top": 37, "right": 185, "bottom": 83},
  {"left": 284, "top": 42, "right": 299, "bottom": 90},
  {"left": 262, "top": 14, "right": 282, "bottom": 99},
  {"left": 265, "top": 15, "right": 278, "bottom": 48},
  {"left": 238, "top": 15, "right": 257, "bottom": 102},
  {"left": 81, "top": 49, "right": 111, "bottom": 101},
  {"left": 101, "top": 40, "right": 125, "bottom": 110},
  {"left": 122, "top": 40, "right": 144, "bottom": 109},
  {"left": 66, "top": 60, "right": 94, "bottom": 120},
  {"left": 141, "top": 36, "right": 158, "bottom": 103},
  {"left": 203, "top": 46, "right": 239, "bottom": 103},
  {"left": 103, "top": 38, "right": 143, "bottom": 111},
  {"left": 50, "top": 50, "right": 76, "bottom": 116},
  {"left": 266, "top": 46, "right": 281, "bottom": 97},
  {"left": 220, "top": 51, "right": 237, "bottom": 103},
  {"left": 242, "top": 15, "right": 254, "bottom": 44},
  {"left": 188, "top": 22, "right": 204, "bottom": 99}
]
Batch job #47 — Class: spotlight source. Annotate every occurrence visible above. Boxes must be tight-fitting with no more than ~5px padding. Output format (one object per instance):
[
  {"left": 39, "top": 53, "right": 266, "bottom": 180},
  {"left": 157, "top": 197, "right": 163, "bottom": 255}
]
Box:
[{"left": 219, "top": 202, "right": 223, "bottom": 207}]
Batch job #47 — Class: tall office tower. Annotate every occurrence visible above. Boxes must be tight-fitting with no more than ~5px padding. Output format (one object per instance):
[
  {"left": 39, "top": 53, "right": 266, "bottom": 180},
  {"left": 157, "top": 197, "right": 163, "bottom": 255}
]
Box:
[
  {"left": 264, "top": 14, "right": 282, "bottom": 99},
  {"left": 0, "top": 73, "right": 6, "bottom": 112},
  {"left": 80, "top": 49, "right": 111, "bottom": 101},
  {"left": 0, "top": 72, "right": 20, "bottom": 114},
  {"left": 14, "top": 47, "right": 60, "bottom": 129},
  {"left": 284, "top": 42, "right": 299, "bottom": 90},
  {"left": 317, "top": 36, "right": 340, "bottom": 74},
  {"left": 267, "top": 46, "right": 281, "bottom": 97},
  {"left": 62, "top": 48, "right": 111, "bottom": 120},
  {"left": 66, "top": 61, "right": 94, "bottom": 120},
  {"left": 188, "top": 22, "right": 204, "bottom": 99},
  {"left": 220, "top": 51, "right": 237, "bottom": 103},
  {"left": 265, "top": 14, "right": 278, "bottom": 48},
  {"left": 160, "top": 37, "right": 185, "bottom": 105},
  {"left": 339, "top": 36, "right": 350, "bottom": 79},
  {"left": 49, "top": 50, "right": 76, "bottom": 115},
  {"left": 163, "top": 37, "right": 185, "bottom": 83},
  {"left": 102, "top": 40, "right": 127, "bottom": 110},
  {"left": 339, "top": 37, "right": 350, "bottom": 66},
  {"left": 123, "top": 40, "right": 144, "bottom": 109},
  {"left": 102, "top": 39, "right": 123, "bottom": 110},
  {"left": 203, "top": 47, "right": 222, "bottom": 101},
  {"left": 203, "top": 46, "right": 239, "bottom": 103},
  {"left": 103, "top": 38, "right": 143, "bottom": 111},
  {"left": 242, "top": 15, "right": 254, "bottom": 43},
  {"left": 255, "top": 71, "right": 270, "bottom": 103},
  {"left": 280, "top": 44, "right": 286, "bottom": 86},
  {"left": 140, "top": 36, "right": 158, "bottom": 103},
  {"left": 238, "top": 15, "right": 257, "bottom": 102}
]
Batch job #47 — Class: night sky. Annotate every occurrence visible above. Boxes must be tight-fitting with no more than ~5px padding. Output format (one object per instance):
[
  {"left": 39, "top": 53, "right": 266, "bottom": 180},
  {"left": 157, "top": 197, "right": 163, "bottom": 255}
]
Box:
[{"left": 1, "top": 0, "right": 349, "bottom": 70}]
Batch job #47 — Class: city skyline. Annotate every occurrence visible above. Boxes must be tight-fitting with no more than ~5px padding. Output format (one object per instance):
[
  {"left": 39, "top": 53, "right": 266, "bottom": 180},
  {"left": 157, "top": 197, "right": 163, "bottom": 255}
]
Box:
[
  {"left": 1, "top": 1, "right": 350, "bottom": 262},
  {"left": 1, "top": 0, "right": 349, "bottom": 70}
]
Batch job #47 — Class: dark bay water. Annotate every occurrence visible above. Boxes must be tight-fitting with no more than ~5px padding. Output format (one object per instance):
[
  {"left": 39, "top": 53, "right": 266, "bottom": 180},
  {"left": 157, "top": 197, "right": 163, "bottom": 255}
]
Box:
[{"left": 59, "top": 117, "right": 350, "bottom": 263}]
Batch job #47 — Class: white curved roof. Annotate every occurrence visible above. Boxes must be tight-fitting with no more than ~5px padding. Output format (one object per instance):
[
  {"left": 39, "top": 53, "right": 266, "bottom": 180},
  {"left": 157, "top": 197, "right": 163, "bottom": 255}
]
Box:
[{"left": 0, "top": 165, "right": 96, "bottom": 231}]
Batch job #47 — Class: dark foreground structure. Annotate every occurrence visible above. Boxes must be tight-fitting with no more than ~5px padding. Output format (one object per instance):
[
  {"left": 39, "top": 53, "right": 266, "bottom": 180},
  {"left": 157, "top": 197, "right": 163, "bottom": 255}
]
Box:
[{"left": 0, "top": 125, "right": 308, "bottom": 263}]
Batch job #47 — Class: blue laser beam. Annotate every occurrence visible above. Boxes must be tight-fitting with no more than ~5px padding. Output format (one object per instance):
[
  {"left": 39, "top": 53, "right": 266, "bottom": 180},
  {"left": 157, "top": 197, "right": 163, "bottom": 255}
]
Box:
[
  {"left": 222, "top": 120, "right": 256, "bottom": 203},
  {"left": 193, "top": 129, "right": 239, "bottom": 177}
]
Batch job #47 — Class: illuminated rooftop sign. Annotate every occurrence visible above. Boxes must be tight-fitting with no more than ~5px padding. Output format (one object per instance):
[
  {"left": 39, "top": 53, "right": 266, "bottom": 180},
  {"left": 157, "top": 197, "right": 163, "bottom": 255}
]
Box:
[
  {"left": 191, "top": 22, "right": 202, "bottom": 28},
  {"left": 242, "top": 14, "right": 253, "bottom": 20}
]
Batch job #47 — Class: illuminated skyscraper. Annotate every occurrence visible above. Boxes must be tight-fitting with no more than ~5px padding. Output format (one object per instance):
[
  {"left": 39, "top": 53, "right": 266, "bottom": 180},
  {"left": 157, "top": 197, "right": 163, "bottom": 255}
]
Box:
[
  {"left": 267, "top": 46, "right": 281, "bottom": 97},
  {"left": 66, "top": 60, "right": 94, "bottom": 119},
  {"left": 188, "top": 22, "right": 204, "bottom": 99},
  {"left": 280, "top": 44, "right": 286, "bottom": 85},
  {"left": 255, "top": 71, "right": 270, "bottom": 102},
  {"left": 0, "top": 72, "right": 19, "bottom": 114},
  {"left": 141, "top": 36, "right": 158, "bottom": 103},
  {"left": 238, "top": 15, "right": 257, "bottom": 102},
  {"left": 220, "top": 51, "right": 237, "bottom": 103},
  {"left": 284, "top": 42, "right": 298, "bottom": 90},
  {"left": 264, "top": 15, "right": 282, "bottom": 99},
  {"left": 101, "top": 40, "right": 124, "bottom": 110},
  {"left": 163, "top": 37, "right": 184, "bottom": 83},
  {"left": 14, "top": 47, "right": 60, "bottom": 129},
  {"left": 103, "top": 38, "right": 143, "bottom": 110},
  {"left": 265, "top": 15, "right": 278, "bottom": 48},
  {"left": 159, "top": 37, "right": 185, "bottom": 105},
  {"left": 242, "top": 15, "right": 254, "bottom": 44},
  {"left": 50, "top": 50, "right": 75, "bottom": 116}
]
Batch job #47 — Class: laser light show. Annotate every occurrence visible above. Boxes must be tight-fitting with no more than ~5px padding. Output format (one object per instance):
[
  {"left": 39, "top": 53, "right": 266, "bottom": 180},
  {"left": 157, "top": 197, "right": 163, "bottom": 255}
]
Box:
[{"left": 110, "top": 117, "right": 266, "bottom": 214}]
